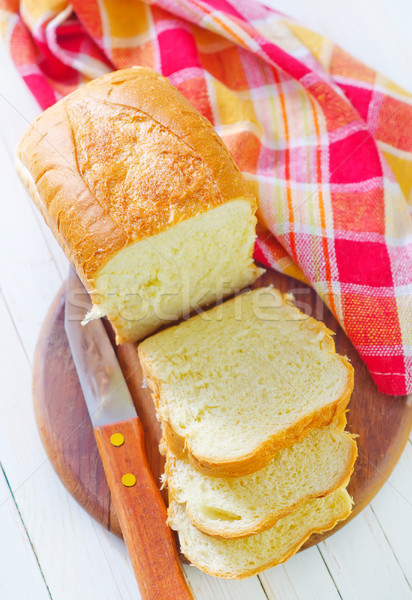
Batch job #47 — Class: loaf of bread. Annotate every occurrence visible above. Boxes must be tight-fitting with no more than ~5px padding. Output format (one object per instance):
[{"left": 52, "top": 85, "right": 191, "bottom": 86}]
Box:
[
  {"left": 163, "top": 418, "right": 357, "bottom": 538},
  {"left": 168, "top": 489, "right": 352, "bottom": 579},
  {"left": 139, "top": 286, "right": 354, "bottom": 477},
  {"left": 16, "top": 67, "right": 261, "bottom": 343}
]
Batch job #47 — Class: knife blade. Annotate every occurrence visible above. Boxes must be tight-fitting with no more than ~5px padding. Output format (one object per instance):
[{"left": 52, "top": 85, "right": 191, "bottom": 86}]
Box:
[{"left": 65, "top": 267, "right": 193, "bottom": 600}]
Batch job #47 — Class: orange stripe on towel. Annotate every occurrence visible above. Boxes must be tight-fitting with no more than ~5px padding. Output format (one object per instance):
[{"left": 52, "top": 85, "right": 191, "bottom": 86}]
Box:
[{"left": 309, "top": 94, "right": 337, "bottom": 317}]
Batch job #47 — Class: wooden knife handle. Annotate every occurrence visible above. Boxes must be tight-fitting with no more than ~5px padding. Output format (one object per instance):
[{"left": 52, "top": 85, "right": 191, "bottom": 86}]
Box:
[{"left": 94, "top": 418, "right": 193, "bottom": 600}]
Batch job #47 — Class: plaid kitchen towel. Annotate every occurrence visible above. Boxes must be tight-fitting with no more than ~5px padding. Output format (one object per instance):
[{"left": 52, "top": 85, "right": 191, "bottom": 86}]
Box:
[{"left": 1, "top": 0, "right": 411, "bottom": 395}]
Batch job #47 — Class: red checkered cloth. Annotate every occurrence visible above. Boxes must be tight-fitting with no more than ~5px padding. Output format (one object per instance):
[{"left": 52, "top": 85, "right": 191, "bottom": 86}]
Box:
[{"left": 1, "top": 0, "right": 411, "bottom": 395}]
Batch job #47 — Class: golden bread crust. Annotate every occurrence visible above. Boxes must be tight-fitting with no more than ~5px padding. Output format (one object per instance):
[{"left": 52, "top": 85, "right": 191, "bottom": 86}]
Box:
[{"left": 16, "top": 67, "right": 256, "bottom": 284}]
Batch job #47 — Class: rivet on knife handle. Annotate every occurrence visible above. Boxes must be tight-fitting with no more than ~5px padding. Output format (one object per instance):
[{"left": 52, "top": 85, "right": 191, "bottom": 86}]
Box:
[
  {"left": 94, "top": 417, "right": 194, "bottom": 600},
  {"left": 121, "top": 473, "right": 136, "bottom": 487},
  {"left": 110, "top": 433, "right": 125, "bottom": 447}
]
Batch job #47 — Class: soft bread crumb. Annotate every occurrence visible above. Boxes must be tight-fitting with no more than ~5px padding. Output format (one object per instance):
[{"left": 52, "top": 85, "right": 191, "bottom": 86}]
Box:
[
  {"left": 91, "top": 200, "right": 261, "bottom": 342},
  {"left": 139, "top": 286, "right": 354, "bottom": 476}
]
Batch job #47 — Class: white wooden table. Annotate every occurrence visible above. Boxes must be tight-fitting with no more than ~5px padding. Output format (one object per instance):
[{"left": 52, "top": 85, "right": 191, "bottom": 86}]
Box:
[{"left": 1, "top": 1, "right": 411, "bottom": 598}]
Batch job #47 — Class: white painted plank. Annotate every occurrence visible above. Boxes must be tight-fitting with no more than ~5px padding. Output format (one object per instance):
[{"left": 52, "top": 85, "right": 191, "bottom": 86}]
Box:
[
  {"left": 0, "top": 41, "right": 68, "bottom": 281},
  {"left": 90, "top": 524, "right": 141, "bottom": 597},
  {"left": 0, "top": 42, "right": 40, "bottom": 140},
  {"left": 259, "top": 565, "right": 300, "bottom": 600},
  {"left": 0, "top": 291, "right": 50, "bottom": 490},
  {"left": 0, "top": 467, "right": 51, "bottom": 600},
  {"left": 14, "top": 461, "right": 141, "bottom": 600},
  {"left": 260, "top": 546, "right": 342, "bottom": 600},
  {"left": 0, "top": 468, "right": 10, "bottom": 506},
  {"left": 371, "top": 440, "right": 412, "bottom": 588},
  {"left": 184, "top": 565, "right": 268, "bottom": 600},
  {"left": 0, "top": 135, "right": 62, "bottom": 361},
  {"left": 320, "top": 506, "right": 412, "bottom": 600}
]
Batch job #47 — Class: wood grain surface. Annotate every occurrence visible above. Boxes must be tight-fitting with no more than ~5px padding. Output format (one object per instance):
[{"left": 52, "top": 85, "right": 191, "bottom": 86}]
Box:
[{"left": 33, "top": 270, "right": 412, "bottom": 551}]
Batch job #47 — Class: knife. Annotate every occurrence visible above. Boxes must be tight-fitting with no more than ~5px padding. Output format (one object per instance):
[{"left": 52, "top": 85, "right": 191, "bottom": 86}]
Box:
[{"left": 64, "top": 267, "right": 193, "bottom": 600}]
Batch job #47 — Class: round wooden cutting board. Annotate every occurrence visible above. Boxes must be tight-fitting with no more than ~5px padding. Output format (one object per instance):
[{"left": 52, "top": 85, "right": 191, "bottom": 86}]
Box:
[{"left": 33, "top": 270, "right": 412, "bottom": 549}]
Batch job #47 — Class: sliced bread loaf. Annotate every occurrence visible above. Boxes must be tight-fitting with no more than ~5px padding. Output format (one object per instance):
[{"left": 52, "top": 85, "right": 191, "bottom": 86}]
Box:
[
  {"left": 163, "top": 419, "right": 357, "bottom": 538},
  {"left": 139, "top": 286, "right": 354, "bottom": 477},
  {"left": 168, "top": 489, "right": 352, "bottom": 579},
  {"left": 16, "top": 67, "right": 261, "bottom": 344}
]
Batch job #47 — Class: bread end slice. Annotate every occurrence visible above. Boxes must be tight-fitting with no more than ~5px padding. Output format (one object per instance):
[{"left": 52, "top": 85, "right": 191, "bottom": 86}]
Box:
[
  {"left": 164, "top": 421, "right": 357, "bottom": 538},
  {"left": 168, "top": 488, "right": 352, "bottom": 579}
]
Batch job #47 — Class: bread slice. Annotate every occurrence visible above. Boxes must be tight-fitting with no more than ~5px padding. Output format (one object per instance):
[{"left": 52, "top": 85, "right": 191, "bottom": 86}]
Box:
[
  {"left": 16, "top": 67, "right": 261, "bottom": 343},
  {"left": 168, "top": 488, "right": 352, "bottom": 579},
  {"left": 163, "top": 418, "right": 357, "bottom": 538},
  {"left": 139, "top": 287, "right": 354, "bottom": 477}
]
